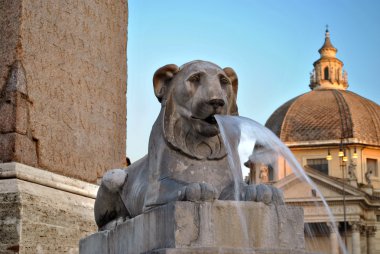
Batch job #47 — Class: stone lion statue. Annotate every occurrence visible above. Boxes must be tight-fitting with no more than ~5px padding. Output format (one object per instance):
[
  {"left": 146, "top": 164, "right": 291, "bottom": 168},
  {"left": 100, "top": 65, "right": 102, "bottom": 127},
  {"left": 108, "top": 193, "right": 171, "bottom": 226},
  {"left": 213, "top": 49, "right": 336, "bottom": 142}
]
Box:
[{"left": 95, "top": 60, "right": 283, "bottom": 230}]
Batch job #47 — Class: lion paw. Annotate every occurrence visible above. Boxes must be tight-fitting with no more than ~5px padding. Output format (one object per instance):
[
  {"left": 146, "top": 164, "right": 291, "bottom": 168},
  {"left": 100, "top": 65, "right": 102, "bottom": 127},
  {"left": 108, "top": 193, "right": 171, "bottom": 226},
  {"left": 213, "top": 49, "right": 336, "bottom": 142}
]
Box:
[
  {"left": 99, "top": 216, "right": 126, "bottom": 231},
  {"left": 244, "top": 184, "right": 257, "bottom": 201},
  {"left": 184, "top": 182, "right": 218, "bottom": 202},
  {"left": 102, "top": 169, "right": 128, "bottom": 193},
  {"left": 245, "top": 184, "right": 284, "bottom": 205}
]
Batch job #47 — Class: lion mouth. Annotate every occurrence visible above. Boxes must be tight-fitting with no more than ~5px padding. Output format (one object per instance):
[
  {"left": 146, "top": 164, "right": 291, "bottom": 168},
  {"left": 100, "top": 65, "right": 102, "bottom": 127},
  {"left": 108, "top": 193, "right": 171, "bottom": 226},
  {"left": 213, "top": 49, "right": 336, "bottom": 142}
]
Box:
[
  {"left": 192, "top": 115, "right": 218, "bottom": 125},
  {"left": 204, "top": 115, "right": 217, "bottom": 124}
]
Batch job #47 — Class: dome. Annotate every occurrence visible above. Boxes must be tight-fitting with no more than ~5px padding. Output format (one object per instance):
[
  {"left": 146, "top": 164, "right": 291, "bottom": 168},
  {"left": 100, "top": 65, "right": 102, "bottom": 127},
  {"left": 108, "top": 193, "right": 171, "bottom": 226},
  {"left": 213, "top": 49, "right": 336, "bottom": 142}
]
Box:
[
  {"left": 265, "top": 89, "right": 380, "bottom": 146},
  {"left": 266, "top": 29, "right": 380, "bottom": 147}
]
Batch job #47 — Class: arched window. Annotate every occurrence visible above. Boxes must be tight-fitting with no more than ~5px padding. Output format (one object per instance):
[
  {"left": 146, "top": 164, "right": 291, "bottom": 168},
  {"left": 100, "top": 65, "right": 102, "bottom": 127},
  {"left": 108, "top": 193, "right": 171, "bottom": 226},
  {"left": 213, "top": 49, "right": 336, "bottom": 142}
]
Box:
[{"left": 324, "top": 67, "right": 329, "bottom": 80}]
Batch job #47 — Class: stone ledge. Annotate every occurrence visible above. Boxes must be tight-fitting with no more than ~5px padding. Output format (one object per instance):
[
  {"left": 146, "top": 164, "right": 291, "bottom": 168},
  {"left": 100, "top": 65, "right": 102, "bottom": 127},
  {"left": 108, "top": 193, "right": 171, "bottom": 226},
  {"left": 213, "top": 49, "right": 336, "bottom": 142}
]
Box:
[
  {"left": 0, "top": 162, "right": 98, "bottom": 198},
  {"left": 0, "top": 176, "right": 97, "bottom": 253},
  {"left": 151, "top": 247, "right": 315, "bottom": 254},
  {"left": 80, "top": 201, "right": 305, "bottom": 254}
]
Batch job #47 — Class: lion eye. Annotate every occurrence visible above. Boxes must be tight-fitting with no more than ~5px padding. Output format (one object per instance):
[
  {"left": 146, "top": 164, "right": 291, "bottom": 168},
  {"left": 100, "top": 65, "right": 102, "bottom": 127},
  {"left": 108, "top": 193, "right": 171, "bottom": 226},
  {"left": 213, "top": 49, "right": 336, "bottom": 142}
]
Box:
[
  {"left": 188, "top": 73, "right": 201, "bottom": 82},
  {"left": 220, "top": 76, "right": 230, "bottom": 85}
]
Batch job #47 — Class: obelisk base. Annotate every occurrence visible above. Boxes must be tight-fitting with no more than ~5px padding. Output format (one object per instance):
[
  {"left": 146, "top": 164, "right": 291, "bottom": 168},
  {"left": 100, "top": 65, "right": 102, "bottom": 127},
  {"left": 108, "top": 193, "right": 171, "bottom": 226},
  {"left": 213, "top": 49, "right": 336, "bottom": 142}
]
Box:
[{"left": 0, "top": 162, "right": 98, "bottom": 253}]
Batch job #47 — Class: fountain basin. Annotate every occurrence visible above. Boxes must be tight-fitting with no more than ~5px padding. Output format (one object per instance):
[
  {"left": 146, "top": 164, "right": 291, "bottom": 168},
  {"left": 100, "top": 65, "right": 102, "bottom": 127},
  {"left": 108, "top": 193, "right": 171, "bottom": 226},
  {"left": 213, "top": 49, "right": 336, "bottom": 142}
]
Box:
[{"left": 80, "top": 201, "right": 307, "bottom": 254}]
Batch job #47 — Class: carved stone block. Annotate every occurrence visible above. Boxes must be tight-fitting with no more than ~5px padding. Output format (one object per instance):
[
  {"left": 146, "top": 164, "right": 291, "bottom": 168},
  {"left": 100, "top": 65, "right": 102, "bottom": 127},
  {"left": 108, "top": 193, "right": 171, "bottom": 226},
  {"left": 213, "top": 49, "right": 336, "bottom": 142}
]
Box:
[{"left": 80, "top": 201, "right": 305, "bottom": 254}]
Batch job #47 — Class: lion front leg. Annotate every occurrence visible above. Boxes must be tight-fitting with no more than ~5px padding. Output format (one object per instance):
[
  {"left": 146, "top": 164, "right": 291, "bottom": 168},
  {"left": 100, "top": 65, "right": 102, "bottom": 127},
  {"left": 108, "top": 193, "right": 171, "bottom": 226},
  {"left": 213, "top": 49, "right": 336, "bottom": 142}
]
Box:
[
  {"left": 244, "top": 184, "right": 284, "bottom": 205},
  {"left": 219, "top": 182, "right": 284, "bottom": 205},
  {"left": 150, "top": 179, "right": 218, "bottom": 205},
  {"left": 94, "top": 169, "right": 129, "bottom": 231}
]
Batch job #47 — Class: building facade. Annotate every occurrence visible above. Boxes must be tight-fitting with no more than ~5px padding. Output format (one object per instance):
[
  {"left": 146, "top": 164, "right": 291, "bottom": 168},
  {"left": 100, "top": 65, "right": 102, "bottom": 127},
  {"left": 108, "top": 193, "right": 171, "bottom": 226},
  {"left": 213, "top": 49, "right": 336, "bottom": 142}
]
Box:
[{"left": 265, "top": 30, "right": 380, "bottom": 254}]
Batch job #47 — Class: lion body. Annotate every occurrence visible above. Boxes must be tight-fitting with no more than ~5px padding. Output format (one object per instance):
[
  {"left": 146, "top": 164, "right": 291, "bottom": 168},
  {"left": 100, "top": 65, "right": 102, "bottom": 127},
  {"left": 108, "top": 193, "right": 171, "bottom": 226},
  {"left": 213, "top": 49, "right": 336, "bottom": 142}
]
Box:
[{"left": 94, "top": 61, "right": 282, "bottom": 230}]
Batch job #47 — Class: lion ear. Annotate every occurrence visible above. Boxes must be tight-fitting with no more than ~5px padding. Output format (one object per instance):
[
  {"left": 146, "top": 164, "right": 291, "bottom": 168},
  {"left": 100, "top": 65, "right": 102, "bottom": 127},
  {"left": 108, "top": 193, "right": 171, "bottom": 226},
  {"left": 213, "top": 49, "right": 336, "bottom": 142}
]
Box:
[
  {"left": 153, "top": 64, "right": 179, "bottom": 102},
  {"left": 223, "top": 67, "right": 238, "bottom": 96},
  {"left": 223, "top": 67, "right": 239, "bottom": 115}
]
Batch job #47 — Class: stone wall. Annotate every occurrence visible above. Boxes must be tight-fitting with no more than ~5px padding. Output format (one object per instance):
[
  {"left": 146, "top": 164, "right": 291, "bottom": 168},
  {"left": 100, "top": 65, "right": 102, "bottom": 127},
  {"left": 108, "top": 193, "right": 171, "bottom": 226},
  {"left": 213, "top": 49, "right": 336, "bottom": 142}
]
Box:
[
  {"left": 0, "top": 0, "right": 128, "bottom": 183},
  {"left": 0, "top": 163, "right": 98, "bottom": 253},
  {"left": 0, "top": 180, "right": 20, "bottom": 253}
]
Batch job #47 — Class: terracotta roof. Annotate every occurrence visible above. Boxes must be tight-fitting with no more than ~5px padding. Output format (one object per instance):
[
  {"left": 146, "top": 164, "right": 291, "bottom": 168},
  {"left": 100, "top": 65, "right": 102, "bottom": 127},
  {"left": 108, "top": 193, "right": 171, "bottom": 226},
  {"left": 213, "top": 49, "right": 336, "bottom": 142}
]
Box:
[
  {"left": 265, "top": 89, "right": 380, "bottom": 146},
  {"left": 319, "top": 36, "right": 336, "bottom": 52},
  {"left": 318, "top": 30, "right": 337, "bottom": 54}
]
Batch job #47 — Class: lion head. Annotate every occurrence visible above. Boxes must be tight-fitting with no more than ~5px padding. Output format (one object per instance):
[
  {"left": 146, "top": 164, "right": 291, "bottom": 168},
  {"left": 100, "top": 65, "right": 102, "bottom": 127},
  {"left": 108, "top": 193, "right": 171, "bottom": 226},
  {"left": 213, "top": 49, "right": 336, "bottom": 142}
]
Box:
[{"left": 152, "top": 60, "right": 238, "bottom": 160}]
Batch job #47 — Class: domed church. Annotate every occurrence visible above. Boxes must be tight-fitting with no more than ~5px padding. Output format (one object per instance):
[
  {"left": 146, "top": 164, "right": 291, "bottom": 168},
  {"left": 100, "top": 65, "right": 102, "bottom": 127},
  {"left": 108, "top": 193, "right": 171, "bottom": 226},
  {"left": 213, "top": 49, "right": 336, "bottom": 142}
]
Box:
[{"left": 266, "top": 29, "right": 380, "bottom": 254}]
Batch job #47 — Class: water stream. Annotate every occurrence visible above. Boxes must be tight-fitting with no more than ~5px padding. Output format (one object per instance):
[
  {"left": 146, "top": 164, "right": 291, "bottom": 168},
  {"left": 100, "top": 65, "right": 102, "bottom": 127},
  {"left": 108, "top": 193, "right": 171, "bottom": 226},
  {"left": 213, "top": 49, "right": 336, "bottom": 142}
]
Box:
[{"left": 215, "top": 115, "right": 348, "bottom": 254}]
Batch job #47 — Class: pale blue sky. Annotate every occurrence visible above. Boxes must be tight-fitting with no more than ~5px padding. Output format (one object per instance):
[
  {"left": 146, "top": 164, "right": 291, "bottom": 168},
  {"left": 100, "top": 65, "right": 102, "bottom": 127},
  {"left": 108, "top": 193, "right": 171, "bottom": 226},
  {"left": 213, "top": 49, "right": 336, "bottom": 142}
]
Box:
[{"left": 127, "top": 0, "right": 380, "bottom": 162}]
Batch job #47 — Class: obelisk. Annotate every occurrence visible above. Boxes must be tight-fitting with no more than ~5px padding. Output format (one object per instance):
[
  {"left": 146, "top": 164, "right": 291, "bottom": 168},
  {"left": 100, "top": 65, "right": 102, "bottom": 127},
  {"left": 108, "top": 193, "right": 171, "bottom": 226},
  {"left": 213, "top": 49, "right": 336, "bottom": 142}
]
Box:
[{"left": 0, "top": 1, "right": 128, "bottom": 252}]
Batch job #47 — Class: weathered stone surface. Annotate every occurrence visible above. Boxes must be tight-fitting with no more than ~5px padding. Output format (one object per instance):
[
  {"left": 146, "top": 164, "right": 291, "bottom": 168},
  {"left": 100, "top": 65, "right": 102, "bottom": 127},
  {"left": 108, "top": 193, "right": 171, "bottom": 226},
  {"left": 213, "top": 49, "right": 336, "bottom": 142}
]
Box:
[
  {"left": 79, "top": 231, "right": 110, "bottom": 254},
  {"left": 0, "top": 61, "right": 35, "bottom": 169},
  {"left": 0, "top": 0, "right": 21, "bottom": 93},
  {"left": 0, "top": 96, "right": 16, "bottom": 133},
  {"left": 150, "top": 248, "right": 314, "bottom": 254},
  {"left": 0, "top": 133, "right": 37, "bottom": 166},
  {"left": 0, "top": 61, "right": 29, "bottom": 135},
  {"left": 0, "top": 163, "right": 98, "bottom": 253},
  {"left": 0, "top": 0, "right": 128, "bottom": 182},
  {"left": 0, "top": 182, "right": 20, "bottom": 254},
  {"left": 80, "top": 201, "right": 305, "bottom": 254}
]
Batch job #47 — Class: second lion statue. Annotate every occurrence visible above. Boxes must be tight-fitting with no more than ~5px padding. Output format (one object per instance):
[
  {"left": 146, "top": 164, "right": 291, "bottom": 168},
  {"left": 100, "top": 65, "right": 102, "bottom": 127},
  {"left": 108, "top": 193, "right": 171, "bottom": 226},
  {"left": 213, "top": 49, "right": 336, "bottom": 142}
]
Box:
[{"left": 95, "top": 60, "right": 284, "bottom": 230}]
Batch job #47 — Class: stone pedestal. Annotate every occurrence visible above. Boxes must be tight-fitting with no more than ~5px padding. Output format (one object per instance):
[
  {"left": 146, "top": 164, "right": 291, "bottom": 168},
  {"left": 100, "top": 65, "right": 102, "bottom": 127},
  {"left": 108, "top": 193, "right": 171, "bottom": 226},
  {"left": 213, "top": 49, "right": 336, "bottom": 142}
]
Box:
[
  {"left": 0, "top": 162, "right": 98, "bottom": 253},
  {"left": 80, "top": 201, "right": 307, "bottom": 254},
  {"left": 149, "top": 248, "right": 309, "bottom": 254}
]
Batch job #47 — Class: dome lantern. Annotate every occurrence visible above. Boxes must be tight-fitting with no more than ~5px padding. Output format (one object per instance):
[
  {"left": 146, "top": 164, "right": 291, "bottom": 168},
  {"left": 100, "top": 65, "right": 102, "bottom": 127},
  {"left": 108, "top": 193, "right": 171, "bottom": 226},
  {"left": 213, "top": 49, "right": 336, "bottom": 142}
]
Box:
[{"left": 309, "top": 28, "right": 348, "bottom": 91}]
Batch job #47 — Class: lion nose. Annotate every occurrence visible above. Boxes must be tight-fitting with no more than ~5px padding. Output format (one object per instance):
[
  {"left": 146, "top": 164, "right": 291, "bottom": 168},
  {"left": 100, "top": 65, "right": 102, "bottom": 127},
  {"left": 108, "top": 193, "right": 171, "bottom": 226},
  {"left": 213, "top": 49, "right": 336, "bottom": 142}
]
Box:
[{"left": 208, "top": 99, "right": 225, "bottom": 108}]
